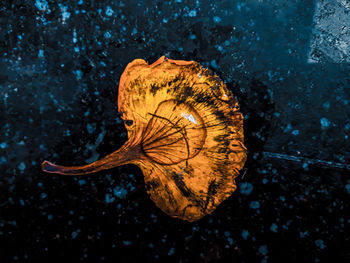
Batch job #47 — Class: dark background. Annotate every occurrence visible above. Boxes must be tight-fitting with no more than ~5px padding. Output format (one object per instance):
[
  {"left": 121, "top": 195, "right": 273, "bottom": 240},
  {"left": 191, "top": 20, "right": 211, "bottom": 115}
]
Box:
[{"left": 1, "top": 0, "right": 349, "bottom": 262}]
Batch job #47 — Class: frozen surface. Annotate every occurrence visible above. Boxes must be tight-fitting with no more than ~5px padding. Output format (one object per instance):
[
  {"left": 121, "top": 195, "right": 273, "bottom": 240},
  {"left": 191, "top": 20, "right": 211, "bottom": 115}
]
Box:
[
  {"left": 1, "top": 0, "right": 349, "bottom": 262},
  {"left": 308, "top": 0, "right": 350, "bottom": 63}
]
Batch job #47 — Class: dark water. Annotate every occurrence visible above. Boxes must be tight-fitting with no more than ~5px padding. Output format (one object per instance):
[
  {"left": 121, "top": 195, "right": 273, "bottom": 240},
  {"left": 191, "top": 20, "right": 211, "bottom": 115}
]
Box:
[{"left": 1, "top": 0, "right": 349, "bottom": 262}]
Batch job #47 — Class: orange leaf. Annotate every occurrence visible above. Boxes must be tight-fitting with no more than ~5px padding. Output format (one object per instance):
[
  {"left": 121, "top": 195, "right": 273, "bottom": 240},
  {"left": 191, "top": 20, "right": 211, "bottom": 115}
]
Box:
[{"left": 42, "top": 56, "right": 247, "bottom": 222}]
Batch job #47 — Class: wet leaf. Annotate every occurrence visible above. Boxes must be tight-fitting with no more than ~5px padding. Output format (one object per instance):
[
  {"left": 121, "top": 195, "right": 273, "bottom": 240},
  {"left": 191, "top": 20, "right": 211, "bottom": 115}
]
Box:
[{"left": 42, "top": 56, "right": 247, "bottom": 222}]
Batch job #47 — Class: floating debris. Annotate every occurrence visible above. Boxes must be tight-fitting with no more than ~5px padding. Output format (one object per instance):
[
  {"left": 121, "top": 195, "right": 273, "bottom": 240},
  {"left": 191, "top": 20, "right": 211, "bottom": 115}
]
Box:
[{"left": 42, "top": 56, "right": 247, "bottom": 222}]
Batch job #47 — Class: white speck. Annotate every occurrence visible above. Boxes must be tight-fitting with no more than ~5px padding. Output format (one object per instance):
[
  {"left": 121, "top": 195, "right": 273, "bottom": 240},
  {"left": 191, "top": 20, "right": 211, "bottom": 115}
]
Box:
[
  {"left": 59, "top": 5, "right": 71, "bottom": 23},
  {"left": 105, "top": 6, "right": 114, "bottom": 16},
  {"left": 322, "top": 101, "right": 330, "bottom": 110},
  {"left": 35, "top": 0, "right": 49, "bottom": 12},
  {"left": 216, "top": 44, "right": 223, "bottom": 52},
  {"left": 75, "top": 70, "right": 83, "bottom": 80},
  {"left": 320, "top": 117, "right": 331, "bottom": 128},
  {"left": 213, "top": 16, "right": 222, "bottom": 23},
  {"left": 224, "top": 93, "right": 228, "bottom": 97},
  {"left": 181, "top": 112, "right": 197, "bottom": 124},
  {"left": 104, "top": 31, "right": 111, "bottom": 38},
  {"left": 188, "top": 10, "right": 197, "bottom": 17},
  {"left": 73, "top": 28, "right": 77, "bottom": 43},
  {"left": 38, "top": 49, "right": 44, "bottom": 58},
  {"left": 0, "top": 142, "right": 7, "bottom": 149},
  {"left": 18, "top": 162, "right": 26, "bottom": 171}
]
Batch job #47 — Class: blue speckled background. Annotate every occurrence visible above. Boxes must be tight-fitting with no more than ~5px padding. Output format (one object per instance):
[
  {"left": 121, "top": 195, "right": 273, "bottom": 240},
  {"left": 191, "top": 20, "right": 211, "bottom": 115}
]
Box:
[{"left": 1, "top": 0, "right": 349, "bottom": 262}]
